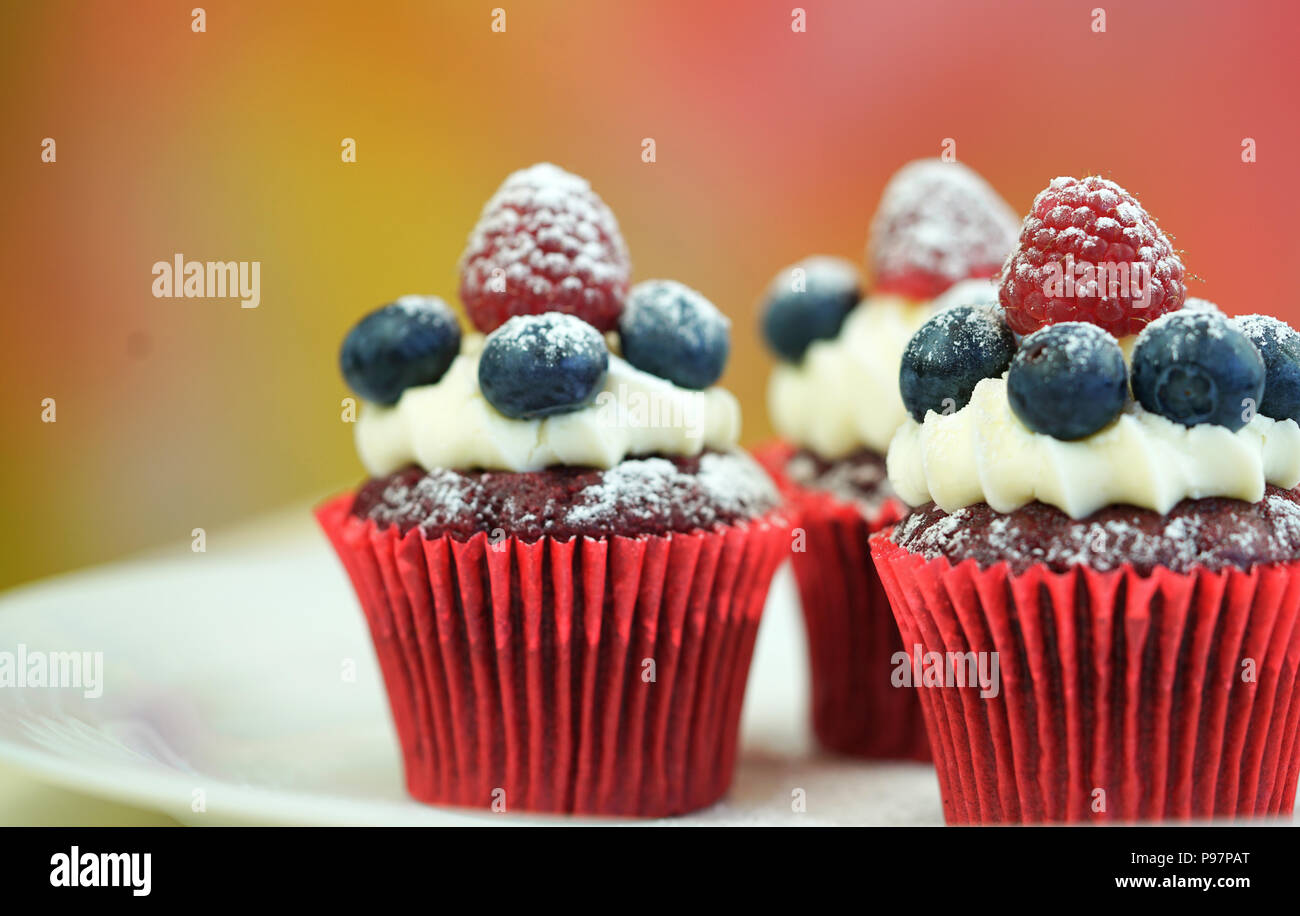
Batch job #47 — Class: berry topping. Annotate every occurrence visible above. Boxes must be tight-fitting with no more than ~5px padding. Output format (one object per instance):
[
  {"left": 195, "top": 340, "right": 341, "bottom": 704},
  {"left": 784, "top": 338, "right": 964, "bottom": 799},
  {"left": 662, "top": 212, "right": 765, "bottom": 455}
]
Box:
[
  {"left": 458, "top": 163, "right": 631, "bottom": 334},
  {"left": 760, "top": 255, "right": 861, "bottom": 362},
  {"left": 1183, "top": 296, "right": 1222, "bottom": 313},
  {"left": 1131, "top": 311, "right": 1265, "bottom": 431},
  {"left": 1007, "top": 322, "right": 1128, "bottom": 440},
  {"left": 1233, "top": 314, "right": 1300, "bottom": 423},
  {"left": 339, "top": 296, "right": 462, "bottom": 405},
  {"left": 620, "top": 279, "right": 731, "bottom": 389},
  {"left": 869, "top": 160, "right": 1018, "bottom": 300},
  {"left": 900, "top": 305, "right": 1018, "bottom": 422},
  {"left": 998, "top": 175, "right": 1186, "bottom": 336},
  {"left": 478, "top": 312, "right": 609, "bottom": 419}
]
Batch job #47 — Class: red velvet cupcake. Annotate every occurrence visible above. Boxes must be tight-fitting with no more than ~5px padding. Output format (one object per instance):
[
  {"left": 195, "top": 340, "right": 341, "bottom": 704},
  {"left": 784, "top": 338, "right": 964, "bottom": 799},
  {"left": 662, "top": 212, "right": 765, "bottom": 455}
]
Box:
[
  {"left": 873, "top": 175, "right": 1300, "bottom": 823},
  {"left": 756, "top": 159, "right": 1017, "bottom": 759},
  {"left": 319, "top": 164, "right": 789, "bottom": 817}
]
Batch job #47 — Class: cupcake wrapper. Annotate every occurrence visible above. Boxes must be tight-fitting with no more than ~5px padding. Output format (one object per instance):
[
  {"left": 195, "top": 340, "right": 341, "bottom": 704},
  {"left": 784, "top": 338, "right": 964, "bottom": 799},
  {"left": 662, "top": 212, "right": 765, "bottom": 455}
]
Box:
[
  {"left": 793, "top": 491, "right": 928, "bottom": 760},
  {"left": 871, "top": 533, "right": 1300, "bottom": 824},
  {"left": 317, "top": 493, "right": 789, "bottom": 818},
  {"left": 754, "top": 441, "right": 928, "bottom": 760}
]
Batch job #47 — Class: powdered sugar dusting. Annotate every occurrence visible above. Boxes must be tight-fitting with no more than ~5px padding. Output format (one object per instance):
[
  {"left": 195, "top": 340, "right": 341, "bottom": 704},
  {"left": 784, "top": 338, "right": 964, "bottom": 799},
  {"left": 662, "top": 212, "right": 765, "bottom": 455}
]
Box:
[
  {"left": 998, "top": 175, "right": 1185, "bottom": 336},
  {"left": 458, "top": 163, "right": 631, "bottom": 330},
  {"left": 354, "top": 450, "right": 780, "bottom": 541},
  {"left": 870, "top": 160, "right": 1018, "bottom": 298},
  {"left": 1021, "top": 320, "right": 1119, "bottom": 366},
  {"left": 365, "top": 468, "right": 476, "bottom": 532},
  {"left": 462, "top": 165, "right": 627, "bottom": 287},
  {"left": 391, "top": 294, "right": 455, "bottom": 322},
  {"left": 1266, "top": 490, "right": 1300, "bottom": 540},
  {"left": 787, "top": 450, "right": 894, "bottom": 517},
  {"left": 484, "top": 311, "right": 608, "bottom": 367},
  {"left": 909, "top": 304, "right": 1011, "bottom": 370},
  {"left": 1235, "top": 313, "right": 1294, "bottom": 349},
  {"left": 893, "top": 487, "right": 1300, "bottom": 574},
  {"left": 1137, "top": 309, "right": 1233, "bottom": 363},
  {"left": 622, "top": 279, "right": 730, "bottom": 353},
  {"left": 566, "top": 452, "right": 777, "bottom": 530}
]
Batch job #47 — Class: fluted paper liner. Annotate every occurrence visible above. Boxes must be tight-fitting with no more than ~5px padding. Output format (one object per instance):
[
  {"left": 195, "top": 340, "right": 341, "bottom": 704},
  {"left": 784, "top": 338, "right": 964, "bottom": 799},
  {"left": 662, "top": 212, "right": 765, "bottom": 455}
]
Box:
[
  {"left": 317, "top": 493, "right": 789, "bottom": 817},
  {"left": 871, "top": 532, "right": 1300, "bottom": 824},
  {"left": 753, "top": 441, "right": 928, "bottom": 759}
]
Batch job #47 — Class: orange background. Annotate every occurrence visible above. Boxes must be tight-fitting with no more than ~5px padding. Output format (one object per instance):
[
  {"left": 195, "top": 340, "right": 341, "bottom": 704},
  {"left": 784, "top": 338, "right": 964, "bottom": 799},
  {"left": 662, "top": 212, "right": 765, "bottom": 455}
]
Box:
[{"left": 2, "top": 0, "right": 1298, "bottom": 588}]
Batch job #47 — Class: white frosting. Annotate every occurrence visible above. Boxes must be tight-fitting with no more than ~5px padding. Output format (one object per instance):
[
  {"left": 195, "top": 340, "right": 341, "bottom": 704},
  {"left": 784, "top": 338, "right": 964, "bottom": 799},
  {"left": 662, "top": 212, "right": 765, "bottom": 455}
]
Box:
[
  {"left": 887, "top": 375, "right": 1300, "bottom": 519},
  {"left": 767, "top": 294, "right": 933, "bottom": 458},
  {"left": 356, "top": 335, "right": 741, "bottom": 475}
]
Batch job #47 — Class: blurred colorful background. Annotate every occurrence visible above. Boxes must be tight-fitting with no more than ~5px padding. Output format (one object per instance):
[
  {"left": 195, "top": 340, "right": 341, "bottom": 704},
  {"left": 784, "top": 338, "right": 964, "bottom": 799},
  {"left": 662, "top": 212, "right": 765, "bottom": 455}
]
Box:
[{"left": 2, "top": 0, "right": 1298, "bottom": 589}]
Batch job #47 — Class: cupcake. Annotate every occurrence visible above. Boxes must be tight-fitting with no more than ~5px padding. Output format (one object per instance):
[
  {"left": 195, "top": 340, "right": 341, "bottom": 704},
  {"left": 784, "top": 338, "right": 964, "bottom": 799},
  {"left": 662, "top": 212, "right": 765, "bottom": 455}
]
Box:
[
  {"left": 754, "top": 159, "right": 1017, "bottom": 758},
  {"left": 317, "top": 164, "right": 788, "bottom": 817},
  {"left": 872, "top": 174, "right": 1300, "bottom": 823}
]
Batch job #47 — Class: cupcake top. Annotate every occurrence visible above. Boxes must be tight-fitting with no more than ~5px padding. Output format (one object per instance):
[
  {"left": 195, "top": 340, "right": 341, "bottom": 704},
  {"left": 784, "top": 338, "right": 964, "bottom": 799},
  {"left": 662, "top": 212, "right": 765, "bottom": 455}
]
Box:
[
  {"left": 336, "top": 164, "right": 779, "bottom": 539},
  {"left": 887, "top": 175, "right": 1300, "bottom": 522},
  {"left": 760, "top": 160, "right": 1017, "bottom": 460},
  {"left": 338, "top": 164, "right": 749, "bottom": 477},
  {"left": 354, "top": 322, "right": 741, "bottom": 476}
]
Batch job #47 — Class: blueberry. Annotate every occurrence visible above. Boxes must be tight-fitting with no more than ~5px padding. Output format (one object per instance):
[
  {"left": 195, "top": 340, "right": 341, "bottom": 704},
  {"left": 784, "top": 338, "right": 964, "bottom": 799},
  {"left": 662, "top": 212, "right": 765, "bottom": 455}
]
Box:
[
  {"left": 760, "top": 256, "right": 861, "bottom": 362},
  {"left": 478, "top": 312, "right": 609, "bottom": 419},
  {"left": 1131, "top": 311, "right": 1265, "bottom": 431},
  {"left": 340, "top": 295, "right": 461, "bottom": 405},
  {"left": 1233, "top": 314, "right": 1300, "bottom": 422},
  {"left": 899, "top": 305, "right": 1017, "bottom": 422},
  {"left": 619, "top": 280, "right": 730, "bottom": 389},
  {"left": 1007, "top": 323, "right": 1128, "bottom": 440}
]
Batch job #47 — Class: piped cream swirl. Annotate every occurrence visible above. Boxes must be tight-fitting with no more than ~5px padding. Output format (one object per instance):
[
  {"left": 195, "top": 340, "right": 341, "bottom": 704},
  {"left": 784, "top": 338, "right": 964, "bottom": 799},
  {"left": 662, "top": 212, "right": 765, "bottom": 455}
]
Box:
[
  {"left": 356, "top": 334, "right": 741, "bottom": 475},
  {"left": 887, "top": 375, "right": 1300, "bottom": 519},
  {"left": 768, "top": 294, "right": 932, "bottom": 458}
]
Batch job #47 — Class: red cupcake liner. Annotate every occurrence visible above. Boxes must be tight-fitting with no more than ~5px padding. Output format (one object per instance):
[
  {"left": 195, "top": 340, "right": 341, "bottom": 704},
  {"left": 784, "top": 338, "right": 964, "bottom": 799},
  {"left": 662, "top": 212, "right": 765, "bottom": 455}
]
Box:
[
  {"left": 753, "top": 440, "right": 929, "bottom": 760},
  {"left": 316, "top": 493, "right": 790, "bottom": 818},
  {"left": 871, "top": 532, "right": 1300, "bottom": 824}
]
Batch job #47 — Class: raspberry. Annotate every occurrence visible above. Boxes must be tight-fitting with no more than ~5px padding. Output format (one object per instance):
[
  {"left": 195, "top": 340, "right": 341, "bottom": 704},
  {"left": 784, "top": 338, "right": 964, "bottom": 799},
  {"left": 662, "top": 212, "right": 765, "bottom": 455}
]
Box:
[
  {"left": 997, "top": 175, "right": 1186, "bottom": 336},
  {"left": 869, "top": 159, "right": 1018, "bottom": 300},
  {"left": 459, "top": 163, "right": 631, "bottom": 333}
]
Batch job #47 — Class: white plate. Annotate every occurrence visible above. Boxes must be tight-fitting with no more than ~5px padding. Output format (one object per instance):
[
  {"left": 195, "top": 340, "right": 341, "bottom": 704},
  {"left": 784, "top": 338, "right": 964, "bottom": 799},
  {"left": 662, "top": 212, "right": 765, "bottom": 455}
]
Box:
[{"left": 0, "top": 507, "right": 944, "bottom": 826}]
